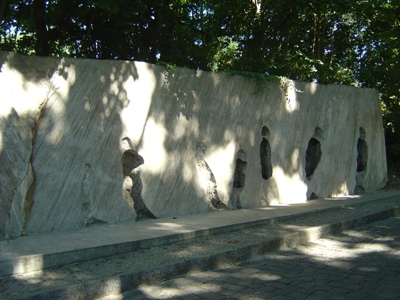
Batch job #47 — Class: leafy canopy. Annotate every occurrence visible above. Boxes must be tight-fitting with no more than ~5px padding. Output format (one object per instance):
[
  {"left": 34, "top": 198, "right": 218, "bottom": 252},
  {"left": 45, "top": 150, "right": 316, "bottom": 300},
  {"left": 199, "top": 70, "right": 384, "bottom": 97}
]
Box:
[{"left": 1, "top": 0, "right": 399, "bottom": 159}]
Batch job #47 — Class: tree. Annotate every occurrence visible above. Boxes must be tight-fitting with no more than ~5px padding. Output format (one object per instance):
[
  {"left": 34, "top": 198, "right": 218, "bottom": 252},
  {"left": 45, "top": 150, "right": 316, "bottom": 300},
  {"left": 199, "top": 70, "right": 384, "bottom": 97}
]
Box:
[
  {"left": 0, "top": 0, "right": 399, "bottom": 161},
  {"left": 0, "top": 0, "right": 7, "bottom": 22},
  {"left": 357, "top": 0, "right": 400, "bottom": 161},
  {"left": 33, "top": 0, "right": 49, "bottom": 56}
]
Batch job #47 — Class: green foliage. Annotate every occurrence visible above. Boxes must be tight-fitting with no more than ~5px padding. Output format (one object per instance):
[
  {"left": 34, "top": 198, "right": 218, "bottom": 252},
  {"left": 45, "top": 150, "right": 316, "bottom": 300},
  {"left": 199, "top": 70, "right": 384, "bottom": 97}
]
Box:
[
  {"left": 157, "top": 61, "right": 177, "bottom": 71},
  {"left": 0, "top": 0, "right": 399, "bottom": 160},
  {"left": 225, "top": 70, "right": 274, "bottom": 82},
  {"left": 209, "top": 37, "right": 240, "bottom": 72},
  {"left": 225, "top": 69, "right": 280, "bottom": 94}
]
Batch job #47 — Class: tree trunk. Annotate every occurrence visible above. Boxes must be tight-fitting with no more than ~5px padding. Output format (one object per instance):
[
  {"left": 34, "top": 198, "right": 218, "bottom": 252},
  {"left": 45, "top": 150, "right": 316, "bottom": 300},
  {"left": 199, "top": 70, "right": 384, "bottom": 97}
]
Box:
[
  {"left": 0, "top": 0, "right": 7, "bottom": 23},
  {"left": 33, "top": 0, "right": 49, "bottom": 56}
]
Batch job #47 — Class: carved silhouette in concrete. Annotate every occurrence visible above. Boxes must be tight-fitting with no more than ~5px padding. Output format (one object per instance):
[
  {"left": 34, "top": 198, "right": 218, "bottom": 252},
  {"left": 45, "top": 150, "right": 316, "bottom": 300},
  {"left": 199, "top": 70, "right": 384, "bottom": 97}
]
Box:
[
  {"left": 121, "top": 138, "right": 156, "bottom": 220},
  {"left": 196, "top": 142, "right": 227, "bottom": 209},
  {"left": 230, "top": 149, "right": 247, "bottom": 209}
]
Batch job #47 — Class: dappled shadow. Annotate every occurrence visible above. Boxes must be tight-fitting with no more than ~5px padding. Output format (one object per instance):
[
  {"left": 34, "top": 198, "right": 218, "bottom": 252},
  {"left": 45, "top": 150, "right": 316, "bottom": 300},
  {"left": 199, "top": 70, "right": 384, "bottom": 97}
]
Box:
[
  {"left": 0, "top": 53, "right": 144, "bottom": 240},
  {"left": 0, "top": 52, "right": 59, "bottom": 84},
  {"left": 127, "top": 217, "right": 400, "bottom": 299},
  {"left": 0, "top": 53, "right": 387, "bottom": 295},
  {"left": 134, "top": 65, "right": 309, "bottom": 217},
  {"left": 0, "top": 52, "right": 63, "bottom": 239},
  {"left": 24, "top": 57, "right": 140, "bottom": 234},
  {"left": 1, "top": 200, "right": 399, "bottom": 298},
  {"left": 0, "top": 52, "right": 386, "bottom": 238}
]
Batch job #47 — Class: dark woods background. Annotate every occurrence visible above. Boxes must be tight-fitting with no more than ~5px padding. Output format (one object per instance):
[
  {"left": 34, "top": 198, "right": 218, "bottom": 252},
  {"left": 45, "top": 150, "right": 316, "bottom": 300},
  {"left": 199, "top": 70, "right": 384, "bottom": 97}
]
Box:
[{"left": 1, "top": 0, "right": 399, "bottom": 173}]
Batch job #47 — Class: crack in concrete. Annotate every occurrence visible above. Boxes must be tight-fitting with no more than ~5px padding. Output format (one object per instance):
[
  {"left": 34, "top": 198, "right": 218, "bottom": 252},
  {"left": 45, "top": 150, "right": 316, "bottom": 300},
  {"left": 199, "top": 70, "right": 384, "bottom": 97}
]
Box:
[{"left": 20, "top": 81, "right": 55, "bottom": 236}]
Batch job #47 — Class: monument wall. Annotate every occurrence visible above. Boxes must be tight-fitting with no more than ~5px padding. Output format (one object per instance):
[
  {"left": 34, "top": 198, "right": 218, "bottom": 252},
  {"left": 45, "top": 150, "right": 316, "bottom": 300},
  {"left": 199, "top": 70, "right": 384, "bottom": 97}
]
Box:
[{"left": 0, "top": 52, "right": 387, "bottom": 237}]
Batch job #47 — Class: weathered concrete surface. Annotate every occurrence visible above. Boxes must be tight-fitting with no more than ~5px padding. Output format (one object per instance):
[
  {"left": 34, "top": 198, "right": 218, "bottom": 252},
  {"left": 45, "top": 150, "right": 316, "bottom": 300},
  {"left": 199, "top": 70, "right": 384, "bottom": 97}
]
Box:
[{"left": 0, "top": 52, "right": 387, "bottom": 237}]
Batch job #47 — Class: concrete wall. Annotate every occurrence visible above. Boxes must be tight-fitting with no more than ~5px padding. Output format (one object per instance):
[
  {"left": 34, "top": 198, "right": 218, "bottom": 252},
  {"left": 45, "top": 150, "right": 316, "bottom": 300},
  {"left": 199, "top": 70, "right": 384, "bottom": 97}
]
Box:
[{"left": 0, "top": 52, "right": 387, "bottom": 238}]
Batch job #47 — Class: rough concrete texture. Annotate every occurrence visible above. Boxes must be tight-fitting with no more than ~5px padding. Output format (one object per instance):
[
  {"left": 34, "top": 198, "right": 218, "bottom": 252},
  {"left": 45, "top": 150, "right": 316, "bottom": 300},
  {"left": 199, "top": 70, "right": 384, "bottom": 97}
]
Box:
[{"left": 0, "top": 52, "right": 387, "bottom": 237}]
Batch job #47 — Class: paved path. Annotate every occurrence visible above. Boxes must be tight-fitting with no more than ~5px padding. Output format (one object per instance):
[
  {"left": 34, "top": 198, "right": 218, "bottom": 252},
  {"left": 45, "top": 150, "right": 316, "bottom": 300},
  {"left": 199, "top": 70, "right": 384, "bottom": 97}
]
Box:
[
  {"left": 1, "top": 192, "right": 399, "bottom": 299},
  {"left": 114, "top": 217, "right": 400, "bottom": 300},
  {"left": 4, "top": 193, "right": 396, "bottom": 277}
]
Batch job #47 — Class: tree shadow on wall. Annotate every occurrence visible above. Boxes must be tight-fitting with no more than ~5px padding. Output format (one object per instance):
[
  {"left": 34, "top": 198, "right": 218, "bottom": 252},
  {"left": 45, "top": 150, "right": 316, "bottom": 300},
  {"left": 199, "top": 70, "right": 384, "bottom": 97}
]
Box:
[
  {"left": 138, "top": 65, "right": 304, "bottom": 215},
  {"left": 139, "top": 66, "right": 381, "bottom": 214},
  {"left": 0, "top": 52, "right": 64, "bottom": 239},
  {"left": 0, "top": 52, "right": 58, "bottom": 83},
  {"left": 0, "top": 52, "right": 144, "bottom": 241},
  {"left": 24, "top": 57, "right": 141, "bottom": 234}
]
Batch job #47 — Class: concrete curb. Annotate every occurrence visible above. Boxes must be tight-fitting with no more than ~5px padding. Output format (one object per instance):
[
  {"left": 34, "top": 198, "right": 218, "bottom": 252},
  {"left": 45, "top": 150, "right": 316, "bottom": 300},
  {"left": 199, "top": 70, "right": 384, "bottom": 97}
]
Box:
[
  {"left": 0, "top": 196, "right": 397, "bottom": 276},
  {"left": 2, "top": 194, "right": 397, "bottom": 277},
  {"left": 19, "top": 205, "right": 400, "bottom": 300}
]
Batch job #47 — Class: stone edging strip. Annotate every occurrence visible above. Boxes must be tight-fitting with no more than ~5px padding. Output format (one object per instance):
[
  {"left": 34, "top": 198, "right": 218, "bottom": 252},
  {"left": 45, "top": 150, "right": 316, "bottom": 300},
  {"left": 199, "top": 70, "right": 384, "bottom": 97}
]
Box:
[{"left": 18, "top": 205, "right": 400, "bottom": 300}]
